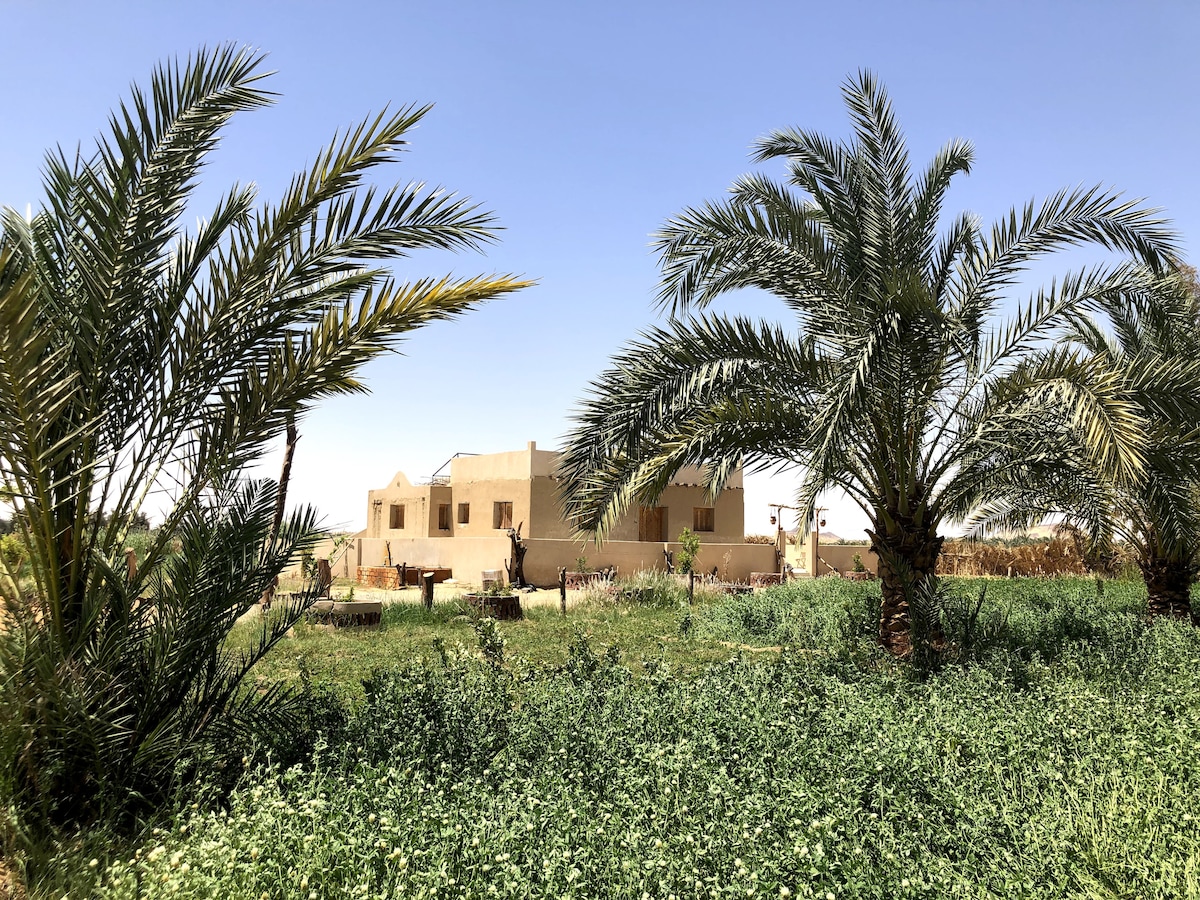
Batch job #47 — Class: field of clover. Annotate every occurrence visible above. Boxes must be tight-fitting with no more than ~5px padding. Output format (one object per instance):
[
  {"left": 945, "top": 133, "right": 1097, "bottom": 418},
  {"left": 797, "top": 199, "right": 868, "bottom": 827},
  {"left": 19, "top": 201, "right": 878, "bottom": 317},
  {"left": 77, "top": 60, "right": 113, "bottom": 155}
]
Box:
[{"left": 60, "top": 578, "right": 1200, "bottom": 900}]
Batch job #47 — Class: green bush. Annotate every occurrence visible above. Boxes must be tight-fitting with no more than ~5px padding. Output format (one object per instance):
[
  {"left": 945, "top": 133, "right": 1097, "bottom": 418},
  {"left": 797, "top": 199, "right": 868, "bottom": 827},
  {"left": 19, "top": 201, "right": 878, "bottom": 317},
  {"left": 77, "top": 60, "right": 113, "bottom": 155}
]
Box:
[
  {"left": 612, "top": 570, "right": 687, "bottom": 607},
  {"left": 677, "top": 527, "right": 701, "bottom": 575}
]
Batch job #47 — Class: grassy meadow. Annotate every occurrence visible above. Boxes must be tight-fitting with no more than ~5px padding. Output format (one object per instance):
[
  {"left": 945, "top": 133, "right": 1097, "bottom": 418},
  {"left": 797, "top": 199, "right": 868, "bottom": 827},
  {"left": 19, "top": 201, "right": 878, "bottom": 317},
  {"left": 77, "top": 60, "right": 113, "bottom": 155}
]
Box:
[{"left": 41, "top": 577, "right": 1200, "bottom": 899}]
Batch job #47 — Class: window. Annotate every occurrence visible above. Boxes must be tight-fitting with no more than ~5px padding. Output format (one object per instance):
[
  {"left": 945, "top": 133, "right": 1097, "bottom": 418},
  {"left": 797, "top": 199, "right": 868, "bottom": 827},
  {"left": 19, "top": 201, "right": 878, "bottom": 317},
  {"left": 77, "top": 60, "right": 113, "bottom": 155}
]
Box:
[
  {"left": 389, "top": 504, "right": 405, "bottom": 529},
  {"left": 493, "top": 501, "right": 513, "bottom": 529},
  {"left": 438, "top": 503, "right": 451, "bottom": 531},
  {"left": 457, "top": 503, "right": 470, "bottom": 525},
  {"left": 693, "top": 507, "right": 715, "bottom": 532}
]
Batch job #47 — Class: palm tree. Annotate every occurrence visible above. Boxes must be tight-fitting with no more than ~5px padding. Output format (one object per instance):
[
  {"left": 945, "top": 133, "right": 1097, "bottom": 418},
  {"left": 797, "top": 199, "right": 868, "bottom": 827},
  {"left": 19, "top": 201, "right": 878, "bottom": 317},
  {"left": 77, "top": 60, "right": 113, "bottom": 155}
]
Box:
[
  {"left": 0, "top": 46, "right": 529, "bottom": 843},
  {"left": 984, "top": 270, "right": 1200, "bottom": 621},
  {"left": 558, "top": 71, "right": 1177, "bottom": 655}
]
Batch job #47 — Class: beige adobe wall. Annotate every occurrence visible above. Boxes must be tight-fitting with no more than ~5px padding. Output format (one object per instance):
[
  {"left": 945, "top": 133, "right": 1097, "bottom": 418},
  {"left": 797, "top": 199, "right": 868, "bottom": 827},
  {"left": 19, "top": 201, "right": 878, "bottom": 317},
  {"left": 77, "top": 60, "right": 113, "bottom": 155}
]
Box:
[
  {"left": 529, "top": 474, "right": 573, "bottom": 539},
  {"left": 528, "top": 482, "right": 745, "bottom": 544},
  {"left": 365, "top": 470, "right": 446, "bottom": 539},
  {"left": 360, "top": 444, "right": 749, "bottom": 549},
  {"left": 296, "top": 535, "right": 360, "bottom": 578},
  {"left": 451, "top": 443, "right": 538, "bottom": 483},
  {"left": 449, "top": 481, "right": 533, "bottom": 539},
  {"left": 424, "top": 485, "right": 454, "bottom": 537},
  {"left": 312, "top": 536, "right": 775, "bottom": 587},
  {"left": 448, "top": 442, "right": 553, "bottom": 539},
  {"left": 815, "top": 543, "right": 878, "bottom": 576},
  {"left": 530, "top": 462, "right": 746, "bottom": 543},
  {"left": 351, "top": 536, "right": 514, "bottom": 580},
  {"left": 653, "top": 484, "right": 744, "bottom": 543},
  {"left": 522, "top": 538, "right": 776, "bottom": 586},
  {"left": 453, "top": 479, "right": 532, "bottom": 538},
  {"left": 788, "top": 533, "right": 878, "bottom": 576}
]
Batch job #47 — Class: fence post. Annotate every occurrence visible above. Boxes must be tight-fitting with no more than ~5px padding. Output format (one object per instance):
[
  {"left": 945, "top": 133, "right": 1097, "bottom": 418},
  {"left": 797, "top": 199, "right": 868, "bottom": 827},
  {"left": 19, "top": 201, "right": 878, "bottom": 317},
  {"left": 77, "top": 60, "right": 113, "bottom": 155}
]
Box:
[
  {"left": 688, "top": 571, "right": 695, "bottom": 606},
  {"left": 559, "top": 567, "right": 567, "bottom": 616},
  {"left": 422, "top": 572, "right": 434, "bottom": 610}
]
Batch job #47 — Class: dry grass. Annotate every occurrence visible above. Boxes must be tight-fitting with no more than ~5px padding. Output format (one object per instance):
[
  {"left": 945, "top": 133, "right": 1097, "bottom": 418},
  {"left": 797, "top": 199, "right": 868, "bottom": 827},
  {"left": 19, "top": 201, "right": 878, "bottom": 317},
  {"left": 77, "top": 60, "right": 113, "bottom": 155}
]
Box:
[{"left": 938, "top": 537, "right": 1089, "bottom": 577}]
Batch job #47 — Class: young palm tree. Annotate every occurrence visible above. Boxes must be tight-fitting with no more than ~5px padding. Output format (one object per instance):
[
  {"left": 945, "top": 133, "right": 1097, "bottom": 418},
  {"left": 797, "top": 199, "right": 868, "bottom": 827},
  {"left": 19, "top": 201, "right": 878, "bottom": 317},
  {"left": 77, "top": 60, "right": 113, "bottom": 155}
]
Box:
[
  {"left": 558, "top": 71, "right": 1177, "bottom": 654},
  {"left": 0, "top": 46, "right": 529, "bottom": 843}
]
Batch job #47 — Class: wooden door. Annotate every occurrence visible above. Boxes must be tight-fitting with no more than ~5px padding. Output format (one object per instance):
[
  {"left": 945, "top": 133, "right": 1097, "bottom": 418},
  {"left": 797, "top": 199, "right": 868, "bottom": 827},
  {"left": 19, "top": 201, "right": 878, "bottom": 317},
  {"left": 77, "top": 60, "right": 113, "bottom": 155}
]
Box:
[{"left": 639, "top": 506, "right": 666, "bottom": 542}]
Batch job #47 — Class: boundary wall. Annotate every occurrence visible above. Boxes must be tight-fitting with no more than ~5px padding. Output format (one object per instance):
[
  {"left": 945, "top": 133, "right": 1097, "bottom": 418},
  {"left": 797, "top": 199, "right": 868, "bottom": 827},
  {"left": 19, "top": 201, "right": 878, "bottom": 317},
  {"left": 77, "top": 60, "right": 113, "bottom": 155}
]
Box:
[
  {"left": 784, "top": 536, "right": 879, "bottom": 576},
  {"left": 305, "top": 536, "right": 777, "bottom": 587}
]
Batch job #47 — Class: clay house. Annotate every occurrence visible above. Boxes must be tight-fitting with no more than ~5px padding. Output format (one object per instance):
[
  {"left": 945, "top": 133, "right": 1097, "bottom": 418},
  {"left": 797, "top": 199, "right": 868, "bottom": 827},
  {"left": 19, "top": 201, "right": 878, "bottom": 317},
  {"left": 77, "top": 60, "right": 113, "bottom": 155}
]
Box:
[{"left": 326, "top": 442, "right": 776, "bottom": 586}]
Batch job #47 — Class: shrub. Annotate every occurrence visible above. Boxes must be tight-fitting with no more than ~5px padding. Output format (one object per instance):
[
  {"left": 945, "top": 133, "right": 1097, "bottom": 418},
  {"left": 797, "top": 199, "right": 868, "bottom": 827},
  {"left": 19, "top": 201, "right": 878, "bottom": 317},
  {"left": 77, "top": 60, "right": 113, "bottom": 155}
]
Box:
[{"left": 677, "top": 527, "right": 701, "bottom": 574}]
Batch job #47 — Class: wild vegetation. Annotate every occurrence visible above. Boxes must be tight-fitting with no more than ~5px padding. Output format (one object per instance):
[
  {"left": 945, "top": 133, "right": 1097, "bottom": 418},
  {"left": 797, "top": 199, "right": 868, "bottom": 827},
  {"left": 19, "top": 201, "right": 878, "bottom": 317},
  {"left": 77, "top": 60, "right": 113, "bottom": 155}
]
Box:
[{"left": 32, "top": 578, "right": 1200, "bottom": 900}]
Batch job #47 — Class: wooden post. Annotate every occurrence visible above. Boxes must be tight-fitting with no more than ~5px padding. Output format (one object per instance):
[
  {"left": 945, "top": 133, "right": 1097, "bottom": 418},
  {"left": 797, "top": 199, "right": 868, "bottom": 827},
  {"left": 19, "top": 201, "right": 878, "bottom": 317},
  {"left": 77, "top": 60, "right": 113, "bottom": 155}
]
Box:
[
  {"left": 688, "top": 571, "right": 695, "bottom": 606},
  {"left": 422, "top": 572, "right": 434, "bottom": 610},
  {"left": 400, "top": 562, "right": 408, "bottom": 590},
  {"left": 559, "top": 567, "right": 567, "bottom": 616}
]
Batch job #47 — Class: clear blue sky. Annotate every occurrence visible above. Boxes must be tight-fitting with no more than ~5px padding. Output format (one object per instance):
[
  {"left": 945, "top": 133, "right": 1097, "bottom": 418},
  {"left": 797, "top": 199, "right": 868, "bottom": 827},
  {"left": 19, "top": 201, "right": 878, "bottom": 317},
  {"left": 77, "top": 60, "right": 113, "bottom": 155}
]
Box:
[{"left": 2, "top": 0, "right": 1197, "bottom": 538}]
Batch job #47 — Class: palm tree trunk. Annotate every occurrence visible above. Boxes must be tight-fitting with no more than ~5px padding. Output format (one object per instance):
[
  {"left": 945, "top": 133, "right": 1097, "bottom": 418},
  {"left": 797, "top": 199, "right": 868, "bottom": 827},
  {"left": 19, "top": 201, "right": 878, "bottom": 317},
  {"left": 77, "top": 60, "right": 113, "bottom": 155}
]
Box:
[
  {"left": 260, "top": 417, "right": 299, "bottom": 609},
  {"left": 1139, "top": 553, "right": 1197, "bottom": 623},
  {"left": 869, "top": 520, "right": 944, "bottom": 656}
]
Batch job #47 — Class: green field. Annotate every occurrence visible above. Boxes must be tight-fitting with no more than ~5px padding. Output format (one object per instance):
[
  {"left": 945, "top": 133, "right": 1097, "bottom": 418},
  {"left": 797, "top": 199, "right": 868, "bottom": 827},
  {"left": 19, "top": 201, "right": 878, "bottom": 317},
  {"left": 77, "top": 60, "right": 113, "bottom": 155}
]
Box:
[{"left": 51, "top": 577, "right": 1200, "bottom": 899}]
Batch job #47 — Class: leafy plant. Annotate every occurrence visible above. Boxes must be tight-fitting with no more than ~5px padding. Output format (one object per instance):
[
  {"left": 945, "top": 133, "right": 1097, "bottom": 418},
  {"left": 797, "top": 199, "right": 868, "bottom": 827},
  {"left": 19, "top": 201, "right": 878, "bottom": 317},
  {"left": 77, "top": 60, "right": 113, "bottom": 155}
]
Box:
[
  {"left": 574, "top": 554, "right": 591, "bottom": 574},
  {"left": 475, "top": 580, "right": 513, "bottom": 598},
  {"left": 677, "top": 527, "right": 701, "bottom": 575},
  {"left": 852, "top": 553, "right": 866, "bottom": 573},
  {"left": 0, "top": 45, "right": 527, "bottom": 861},
  {"left": 471, "top": 617, "right": 506, "bottom": 668}
]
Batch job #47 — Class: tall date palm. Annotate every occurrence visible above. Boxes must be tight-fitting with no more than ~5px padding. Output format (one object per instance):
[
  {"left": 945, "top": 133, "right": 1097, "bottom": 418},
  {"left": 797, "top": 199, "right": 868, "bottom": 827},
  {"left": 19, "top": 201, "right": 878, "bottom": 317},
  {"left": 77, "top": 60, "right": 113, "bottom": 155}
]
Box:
[
  {"left": 559, "top": 72, "right": 1176, "bottom": 654},
  {"left": 0, "top": 46, "right": 529, "bottom": 843}
]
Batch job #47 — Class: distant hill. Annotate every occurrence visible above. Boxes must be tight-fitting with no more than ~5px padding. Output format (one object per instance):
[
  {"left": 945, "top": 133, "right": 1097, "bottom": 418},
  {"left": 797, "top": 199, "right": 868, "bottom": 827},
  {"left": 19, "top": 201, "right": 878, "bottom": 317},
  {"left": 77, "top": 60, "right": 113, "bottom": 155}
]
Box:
[{"left": 783, "top": 530, "right": 848, "bottom": 542}]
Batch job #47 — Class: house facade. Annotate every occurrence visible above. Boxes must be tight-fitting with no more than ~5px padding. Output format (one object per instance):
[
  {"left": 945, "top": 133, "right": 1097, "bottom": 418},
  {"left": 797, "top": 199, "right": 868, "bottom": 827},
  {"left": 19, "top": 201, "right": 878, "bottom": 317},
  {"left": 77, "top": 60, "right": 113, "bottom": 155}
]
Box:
[
  {"left": 330, "top": 442, "right": 775, "bottom": 585},
  {"left": 364, "top": 442, "right": 745, "bottom": 543}
]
